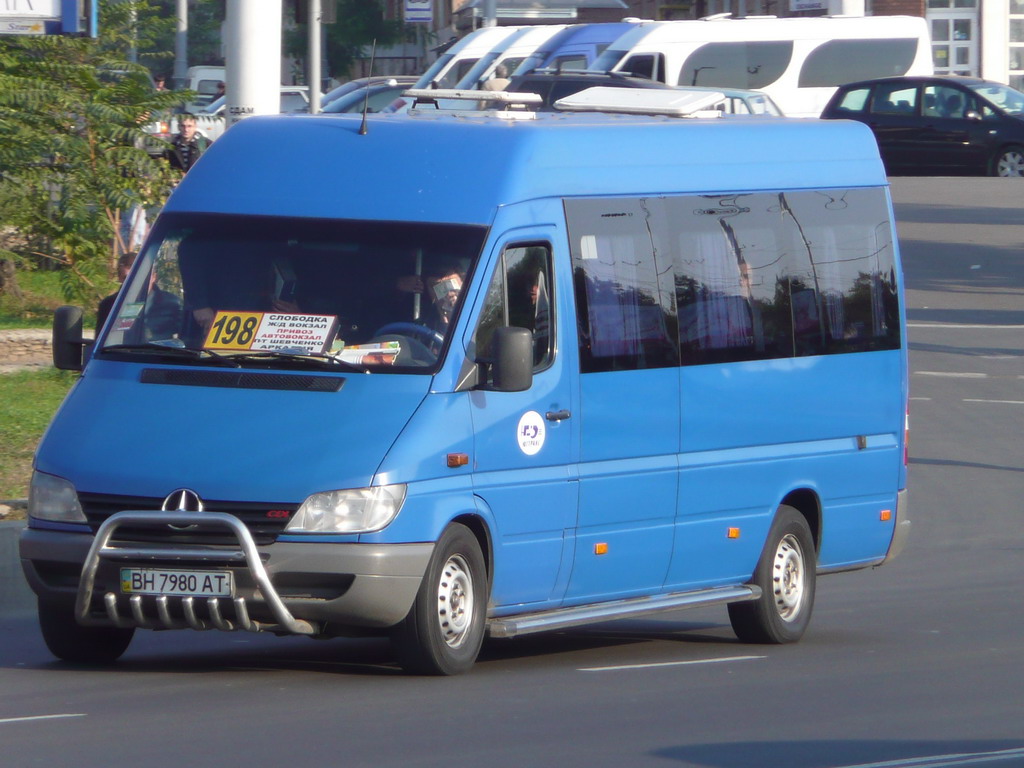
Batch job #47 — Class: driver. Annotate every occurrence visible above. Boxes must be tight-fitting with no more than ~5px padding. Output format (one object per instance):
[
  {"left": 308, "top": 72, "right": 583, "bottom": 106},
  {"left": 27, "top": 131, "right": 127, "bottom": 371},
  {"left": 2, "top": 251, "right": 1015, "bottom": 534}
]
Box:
[{"left": 394, "top": 257, "right": 466, "bottom": 331}]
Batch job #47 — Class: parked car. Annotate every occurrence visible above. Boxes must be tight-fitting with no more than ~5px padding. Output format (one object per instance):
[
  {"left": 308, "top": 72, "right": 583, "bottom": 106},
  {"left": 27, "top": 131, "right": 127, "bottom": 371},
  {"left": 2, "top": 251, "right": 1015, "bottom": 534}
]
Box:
[
  {"left": 192, "top": 86, "right": 312, "bottom": 142},
  {"left": 320, "top": 77, "right": 418, "bottom": 114},
  {"left": 506, "top": 70, "right": 784, "bottom": 115},
  {"left": 821, "top": 75, "right": 1024, "bottom": 177}
]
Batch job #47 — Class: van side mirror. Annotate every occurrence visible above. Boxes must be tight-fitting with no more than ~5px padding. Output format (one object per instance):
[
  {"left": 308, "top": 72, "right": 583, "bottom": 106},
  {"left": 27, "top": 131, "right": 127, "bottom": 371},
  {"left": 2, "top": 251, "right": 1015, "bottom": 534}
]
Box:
[
  {"left": 52, "top": 305, "right": 87, "bottom": 371},
  {"left": 490, "top": 326, "right": 533, "bottom": 392}
]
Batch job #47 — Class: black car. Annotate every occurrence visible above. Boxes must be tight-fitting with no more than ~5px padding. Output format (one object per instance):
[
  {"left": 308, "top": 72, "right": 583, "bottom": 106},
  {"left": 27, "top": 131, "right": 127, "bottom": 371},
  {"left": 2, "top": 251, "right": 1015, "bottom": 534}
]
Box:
[{"left": 821, "top": 76, "right": 1024, "bottom": 177}]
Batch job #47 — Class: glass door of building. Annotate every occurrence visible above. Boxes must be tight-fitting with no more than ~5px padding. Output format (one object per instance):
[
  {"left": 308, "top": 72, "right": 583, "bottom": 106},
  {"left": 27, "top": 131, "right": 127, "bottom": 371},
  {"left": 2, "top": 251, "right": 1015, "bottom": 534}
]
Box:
[{"left": 928, "top": 0, "right": 978, "bottom": 76}]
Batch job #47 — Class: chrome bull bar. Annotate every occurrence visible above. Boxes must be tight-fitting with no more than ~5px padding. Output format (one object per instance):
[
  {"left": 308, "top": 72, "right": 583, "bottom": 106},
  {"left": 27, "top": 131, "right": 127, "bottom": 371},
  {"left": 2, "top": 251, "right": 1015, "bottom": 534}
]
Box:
[{"left": 75, "top": 511, "right": 317, "bottom": 636}]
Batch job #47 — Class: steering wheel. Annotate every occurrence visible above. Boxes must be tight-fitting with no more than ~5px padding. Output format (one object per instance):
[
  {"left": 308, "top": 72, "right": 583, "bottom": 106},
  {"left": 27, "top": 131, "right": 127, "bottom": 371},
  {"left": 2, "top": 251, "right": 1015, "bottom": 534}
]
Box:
[{"left": 373, "top": 322, "right": 445, "bottom": 351}]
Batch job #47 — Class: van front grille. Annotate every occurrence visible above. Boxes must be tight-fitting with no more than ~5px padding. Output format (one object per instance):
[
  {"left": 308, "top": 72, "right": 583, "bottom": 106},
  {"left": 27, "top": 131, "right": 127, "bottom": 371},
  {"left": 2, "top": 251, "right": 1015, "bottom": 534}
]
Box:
[{"left": 77, "top": 493, "right": 297, "bottom": 546}]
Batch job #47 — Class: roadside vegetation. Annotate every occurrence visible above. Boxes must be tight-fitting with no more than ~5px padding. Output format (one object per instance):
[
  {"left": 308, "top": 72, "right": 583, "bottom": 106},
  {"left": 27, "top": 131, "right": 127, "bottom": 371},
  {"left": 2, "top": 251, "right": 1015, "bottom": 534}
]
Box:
[{"left": 0, "top": 369, "right": 77, "bottom": 503}]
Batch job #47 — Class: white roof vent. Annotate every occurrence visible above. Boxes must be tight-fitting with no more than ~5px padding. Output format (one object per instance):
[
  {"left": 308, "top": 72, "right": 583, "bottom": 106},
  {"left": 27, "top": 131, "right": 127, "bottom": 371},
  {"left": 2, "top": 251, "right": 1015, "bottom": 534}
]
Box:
[{"left": 554, "top": 87, "right": 726, "bottom": 118}]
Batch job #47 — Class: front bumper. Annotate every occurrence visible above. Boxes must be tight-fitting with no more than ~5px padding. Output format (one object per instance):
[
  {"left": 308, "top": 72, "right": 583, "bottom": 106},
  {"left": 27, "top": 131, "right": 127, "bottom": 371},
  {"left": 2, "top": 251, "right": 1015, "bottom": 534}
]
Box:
[{"left": 20, "top": 511, "right": 433, "bottom": 635}]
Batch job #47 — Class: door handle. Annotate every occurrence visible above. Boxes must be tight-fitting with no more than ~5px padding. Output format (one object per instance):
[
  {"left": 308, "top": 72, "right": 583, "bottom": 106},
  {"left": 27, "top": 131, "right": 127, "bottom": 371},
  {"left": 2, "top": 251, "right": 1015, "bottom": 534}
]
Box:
[{"left": 545, "top": 409, "right": 571, "bottom": 422}]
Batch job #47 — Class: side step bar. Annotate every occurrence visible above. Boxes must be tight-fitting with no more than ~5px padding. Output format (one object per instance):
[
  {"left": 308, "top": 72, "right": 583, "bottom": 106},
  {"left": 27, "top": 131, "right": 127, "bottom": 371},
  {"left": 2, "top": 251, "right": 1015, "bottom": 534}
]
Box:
[{"left": 487, "top": 585, "right": 761, "bottom": 639}]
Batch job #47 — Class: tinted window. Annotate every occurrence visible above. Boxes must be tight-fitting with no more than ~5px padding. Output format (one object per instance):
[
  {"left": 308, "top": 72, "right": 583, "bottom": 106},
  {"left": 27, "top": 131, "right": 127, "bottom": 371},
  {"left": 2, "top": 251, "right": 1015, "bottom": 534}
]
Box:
[
  {"left": 799, "top": 39, "right": 919, "bottom": 87},
  {"left": 679, "top": 42, "right": 792, "bottom": 88},
  {"left": 869, "top": 84, "right": 918, "bottom": 115},
  {"left": 833, "top": 87, "right": 871, "bottom": 113},
  {"left": 620, "top": 54, "right": 665, "bottom": 82},
  {"left": 566, "top": 198, "right": 679, "bottom": 372},
  {"left": 923, "top": 84, "right": 975, "bottom": 117},
  {"left": 669, "top": 189, "right": 900, "bottom": 364},
  {"left": 566, "top": 190, "right": 901, "bottom": 369},
  {"left": 474, "top": 244, "right": 554, "bottom": 372}
]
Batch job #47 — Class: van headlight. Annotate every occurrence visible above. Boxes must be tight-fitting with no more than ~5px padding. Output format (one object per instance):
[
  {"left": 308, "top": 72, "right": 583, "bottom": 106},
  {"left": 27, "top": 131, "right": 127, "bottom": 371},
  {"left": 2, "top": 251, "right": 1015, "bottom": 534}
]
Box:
[
  {"left": 286, "top": 485, "right": 407, "bottom": 534},
  {"left": 29, "top": 471, "right": 86, "bottom": 523}
]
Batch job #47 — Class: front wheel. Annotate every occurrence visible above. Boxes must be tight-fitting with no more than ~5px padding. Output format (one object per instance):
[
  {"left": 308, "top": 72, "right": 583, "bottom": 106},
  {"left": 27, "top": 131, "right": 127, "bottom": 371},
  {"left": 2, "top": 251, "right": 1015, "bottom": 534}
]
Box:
[
  {"left": 391, "top": 524, "right": 487, "bottom": 675},
  {"left": 38, "top": 600, "right": 135, "bottom": 664},
  {"left": 728, "top": 506, "right": 816, "bottom": 644},
  {"left": 992, "top": 145, "right": 1024, "bottom": 177}
]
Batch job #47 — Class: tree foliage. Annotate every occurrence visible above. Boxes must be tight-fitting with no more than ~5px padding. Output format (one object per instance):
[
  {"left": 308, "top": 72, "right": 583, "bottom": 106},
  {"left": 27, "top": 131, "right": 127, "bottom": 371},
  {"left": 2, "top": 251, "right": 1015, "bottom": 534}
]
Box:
[
  {"left": 0, "top": 1, "right": 181, "bottom": 304},
  {"left": 285, "top": 0, "right": 411, "bottom": 81}
]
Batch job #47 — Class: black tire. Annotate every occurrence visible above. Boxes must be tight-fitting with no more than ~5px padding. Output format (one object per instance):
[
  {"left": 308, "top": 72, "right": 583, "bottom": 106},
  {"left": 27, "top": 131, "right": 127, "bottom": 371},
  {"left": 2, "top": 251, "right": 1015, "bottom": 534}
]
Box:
[
  {"left": 728, "top": 506, "right": 816, "bottom": 644},
  {"left": 391, "top": 524, "right": 487, "bottom": 675},
  {"left": 991, "top": 145, "right": 1024, "bottom": 177},
  {"left": 38, "top": 600, "right": 135, "bottom": 664}
]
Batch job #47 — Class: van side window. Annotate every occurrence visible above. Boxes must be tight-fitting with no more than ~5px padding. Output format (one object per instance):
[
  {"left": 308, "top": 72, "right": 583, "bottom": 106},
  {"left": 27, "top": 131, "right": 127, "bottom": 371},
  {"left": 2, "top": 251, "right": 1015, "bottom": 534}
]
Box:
[
  {"left": 620, "top": 53, "right": 665, "bottom": 82},
  {"left": 566, "top": 198, "right": 679, "bottom": 373},
  {"left": 798, "top": 39, "right": 919, "bottom": 88},
  {"left": 678, "top": 42, "right": 792, "bottom": 88},
  {"left": 473, "top": 244, "right": 554, "bottom": 371},
  {"left": 566, "top": 190, "right": 900, "bottom": 369},
  {"left": 669, "top": 189, "right": 901, "bottom": 364}
]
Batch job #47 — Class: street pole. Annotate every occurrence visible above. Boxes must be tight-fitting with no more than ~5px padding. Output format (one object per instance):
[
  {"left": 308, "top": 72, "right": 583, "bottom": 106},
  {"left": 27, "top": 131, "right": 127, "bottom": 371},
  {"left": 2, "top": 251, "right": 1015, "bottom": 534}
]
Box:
[
  {"left": 173, "top": 0, "right": 187, "bottom": 91},
  {"left": 483, "top": 0, "right": 497, "bottom": 27},
  {"left": 308, "top": 0, "right": 321, "bottom": 114},
  {"left": 225, "top": 0, "right": 282, "bottom": 129}
]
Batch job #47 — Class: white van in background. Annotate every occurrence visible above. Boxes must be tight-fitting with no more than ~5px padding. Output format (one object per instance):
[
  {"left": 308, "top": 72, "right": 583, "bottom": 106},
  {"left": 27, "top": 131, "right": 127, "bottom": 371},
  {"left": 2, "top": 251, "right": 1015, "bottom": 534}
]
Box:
[
  {"left": 454, "top": 24, "right": 568, "bottom": 90},
  {"left": 410, "top": 26, "right": 522, "bottom": 91},
  {"left": 185, "top": 66, "right": 226, "bottom": 111},
  {"left": 590, "top": 15, "right": 933, "bottom": 117}
]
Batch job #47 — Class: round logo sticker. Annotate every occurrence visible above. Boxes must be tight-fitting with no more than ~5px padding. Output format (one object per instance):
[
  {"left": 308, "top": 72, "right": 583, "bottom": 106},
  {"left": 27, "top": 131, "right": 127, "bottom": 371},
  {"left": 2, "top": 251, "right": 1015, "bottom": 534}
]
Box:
[{"left": 517, "top": 411, "right": 546, "bottom": 456}]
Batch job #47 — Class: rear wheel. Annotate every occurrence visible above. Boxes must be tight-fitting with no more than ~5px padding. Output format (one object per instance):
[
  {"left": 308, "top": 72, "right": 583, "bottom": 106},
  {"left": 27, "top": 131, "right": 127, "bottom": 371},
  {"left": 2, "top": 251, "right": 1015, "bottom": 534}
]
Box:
[
  {"left": 728, "top": 506, "right": 815, "bottom": 644},
  {"left": 992, "top": 145, "right": 1024, "bottom": 177},
  {"left": 38, "top": 600, "right": 135, "bottom": 664},
  {"left": 391, "top": 524, "right": 487, "bottom": 675}
]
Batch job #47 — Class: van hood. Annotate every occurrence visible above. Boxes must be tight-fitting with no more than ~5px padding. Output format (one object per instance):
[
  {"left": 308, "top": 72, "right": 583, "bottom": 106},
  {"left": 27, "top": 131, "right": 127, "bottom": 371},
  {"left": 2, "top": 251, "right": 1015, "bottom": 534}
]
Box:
[{"left": 35, "top": 360, "right": 430, "bottom": 504}]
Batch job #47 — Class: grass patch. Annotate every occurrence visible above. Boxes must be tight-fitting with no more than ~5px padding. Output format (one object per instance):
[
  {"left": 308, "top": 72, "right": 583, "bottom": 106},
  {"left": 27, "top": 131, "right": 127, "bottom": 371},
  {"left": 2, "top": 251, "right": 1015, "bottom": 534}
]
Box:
[
  {"left": 1, "top": 269, "right": 109, "bottom": 330},
  {"left": 0, "top": 369, "right": 78, "bottom": 505}
]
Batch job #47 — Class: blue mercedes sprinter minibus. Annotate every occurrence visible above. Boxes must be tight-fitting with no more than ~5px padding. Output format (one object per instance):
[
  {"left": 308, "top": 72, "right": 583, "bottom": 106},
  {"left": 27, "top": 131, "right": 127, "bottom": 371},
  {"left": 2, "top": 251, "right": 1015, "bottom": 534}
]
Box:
[{"left": 21, "top": 101, "right": 910, "bottom": 675}]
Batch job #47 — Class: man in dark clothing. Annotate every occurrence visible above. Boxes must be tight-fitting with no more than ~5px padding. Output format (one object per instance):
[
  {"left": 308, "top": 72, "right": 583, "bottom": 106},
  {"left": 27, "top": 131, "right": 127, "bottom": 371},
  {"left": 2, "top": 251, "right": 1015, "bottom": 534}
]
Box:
[{"left": 164, "top": 114, "right": 209, "bottom": 173}]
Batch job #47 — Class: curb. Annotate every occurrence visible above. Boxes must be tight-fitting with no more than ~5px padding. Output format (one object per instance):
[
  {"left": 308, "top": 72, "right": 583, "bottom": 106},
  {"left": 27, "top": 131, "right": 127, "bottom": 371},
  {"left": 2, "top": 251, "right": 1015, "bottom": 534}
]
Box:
[{"left": 0, "top": 520, "right": 34, "bottom": 616}]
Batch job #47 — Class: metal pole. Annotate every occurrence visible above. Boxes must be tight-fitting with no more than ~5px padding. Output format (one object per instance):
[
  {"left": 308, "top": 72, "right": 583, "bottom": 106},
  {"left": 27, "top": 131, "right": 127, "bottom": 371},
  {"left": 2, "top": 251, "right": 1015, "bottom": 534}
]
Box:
[
  {"left": 482, "top": 0, "right": 497, "bottom": 27},
  {"left": 308, "top": 0, "right": 321, "bottom": 114},
  {"left": 225, "top": 0, "right": 282, "bottom": 129},
  {"left": 173, "top": 0, "right": 187, "bottom": 91}
]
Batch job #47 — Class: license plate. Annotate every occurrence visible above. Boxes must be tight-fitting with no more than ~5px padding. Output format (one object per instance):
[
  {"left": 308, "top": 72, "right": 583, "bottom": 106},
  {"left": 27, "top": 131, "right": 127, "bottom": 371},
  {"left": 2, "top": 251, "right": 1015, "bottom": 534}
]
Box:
[{"left": 120, "top": 568, "right": 233, "bottom": 598}]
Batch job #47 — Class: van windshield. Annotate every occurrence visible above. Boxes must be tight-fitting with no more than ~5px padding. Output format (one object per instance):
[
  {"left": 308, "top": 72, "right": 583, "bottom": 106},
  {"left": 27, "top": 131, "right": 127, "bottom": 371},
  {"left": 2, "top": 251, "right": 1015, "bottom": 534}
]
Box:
[{"left": 99, "top": 213, "right": 487, "bottom": 373}]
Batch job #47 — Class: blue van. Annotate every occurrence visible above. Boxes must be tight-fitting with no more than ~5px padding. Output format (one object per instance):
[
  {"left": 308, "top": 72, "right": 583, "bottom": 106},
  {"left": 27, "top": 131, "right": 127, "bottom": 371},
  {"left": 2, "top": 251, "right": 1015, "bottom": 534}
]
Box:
[{"left": 21, "top": 105, "right": 910, "bottom": 675}]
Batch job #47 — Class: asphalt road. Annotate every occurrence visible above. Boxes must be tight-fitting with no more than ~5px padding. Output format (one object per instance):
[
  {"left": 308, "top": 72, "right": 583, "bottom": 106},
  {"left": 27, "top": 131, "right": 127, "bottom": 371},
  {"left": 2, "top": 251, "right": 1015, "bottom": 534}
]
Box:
[{"left": 0, "top": 177, "right": 1021, "bottom": 768}]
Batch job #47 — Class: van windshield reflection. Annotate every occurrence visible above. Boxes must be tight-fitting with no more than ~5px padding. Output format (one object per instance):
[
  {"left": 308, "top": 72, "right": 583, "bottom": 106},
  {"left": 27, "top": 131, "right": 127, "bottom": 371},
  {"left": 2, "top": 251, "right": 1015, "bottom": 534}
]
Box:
[{"left": 99, "top": 213, "right": 487, "bottom": 372}]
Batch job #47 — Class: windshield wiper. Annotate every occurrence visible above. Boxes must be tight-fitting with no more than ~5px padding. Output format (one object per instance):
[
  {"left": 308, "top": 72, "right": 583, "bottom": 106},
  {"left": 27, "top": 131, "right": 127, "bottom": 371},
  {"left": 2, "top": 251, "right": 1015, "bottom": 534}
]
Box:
[
  {"left": 101, "top": 343, "right": 240, "bottom": 367},
  {"left": 221, "top": 350, "right": 370, "bottom": 373}
]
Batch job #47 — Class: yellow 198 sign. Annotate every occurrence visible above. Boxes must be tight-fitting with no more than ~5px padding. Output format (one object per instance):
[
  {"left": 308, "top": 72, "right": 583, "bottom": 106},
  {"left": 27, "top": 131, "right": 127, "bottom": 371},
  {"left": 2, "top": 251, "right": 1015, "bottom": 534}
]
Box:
[{"left": 203, "top": 311, "right": 263, "bottom": 350}]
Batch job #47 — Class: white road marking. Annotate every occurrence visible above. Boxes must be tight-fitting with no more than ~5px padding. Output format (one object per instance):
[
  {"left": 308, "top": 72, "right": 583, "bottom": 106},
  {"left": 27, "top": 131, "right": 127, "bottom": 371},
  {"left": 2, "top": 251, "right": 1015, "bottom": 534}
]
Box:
[
  {"left": 0, "top": 714, "right": 86, "bottom": 725},
  {"left": 908, "top": 323, "right": 1024, "bottom": 330},
  {"left": 914, "top": 371, "right": 988, "bottom": 378},
  {"left": 579, "top": 655, "right": 765, "bottom": 672},
  {"left": 830, "top": 746, "right": 1024, "bottom": 768},
  {"left": 964, "top": 399, "right": 1024, "bottom": 405},
  {"left": 910, "top": 397, "right": 932, "bottom": 401}
]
